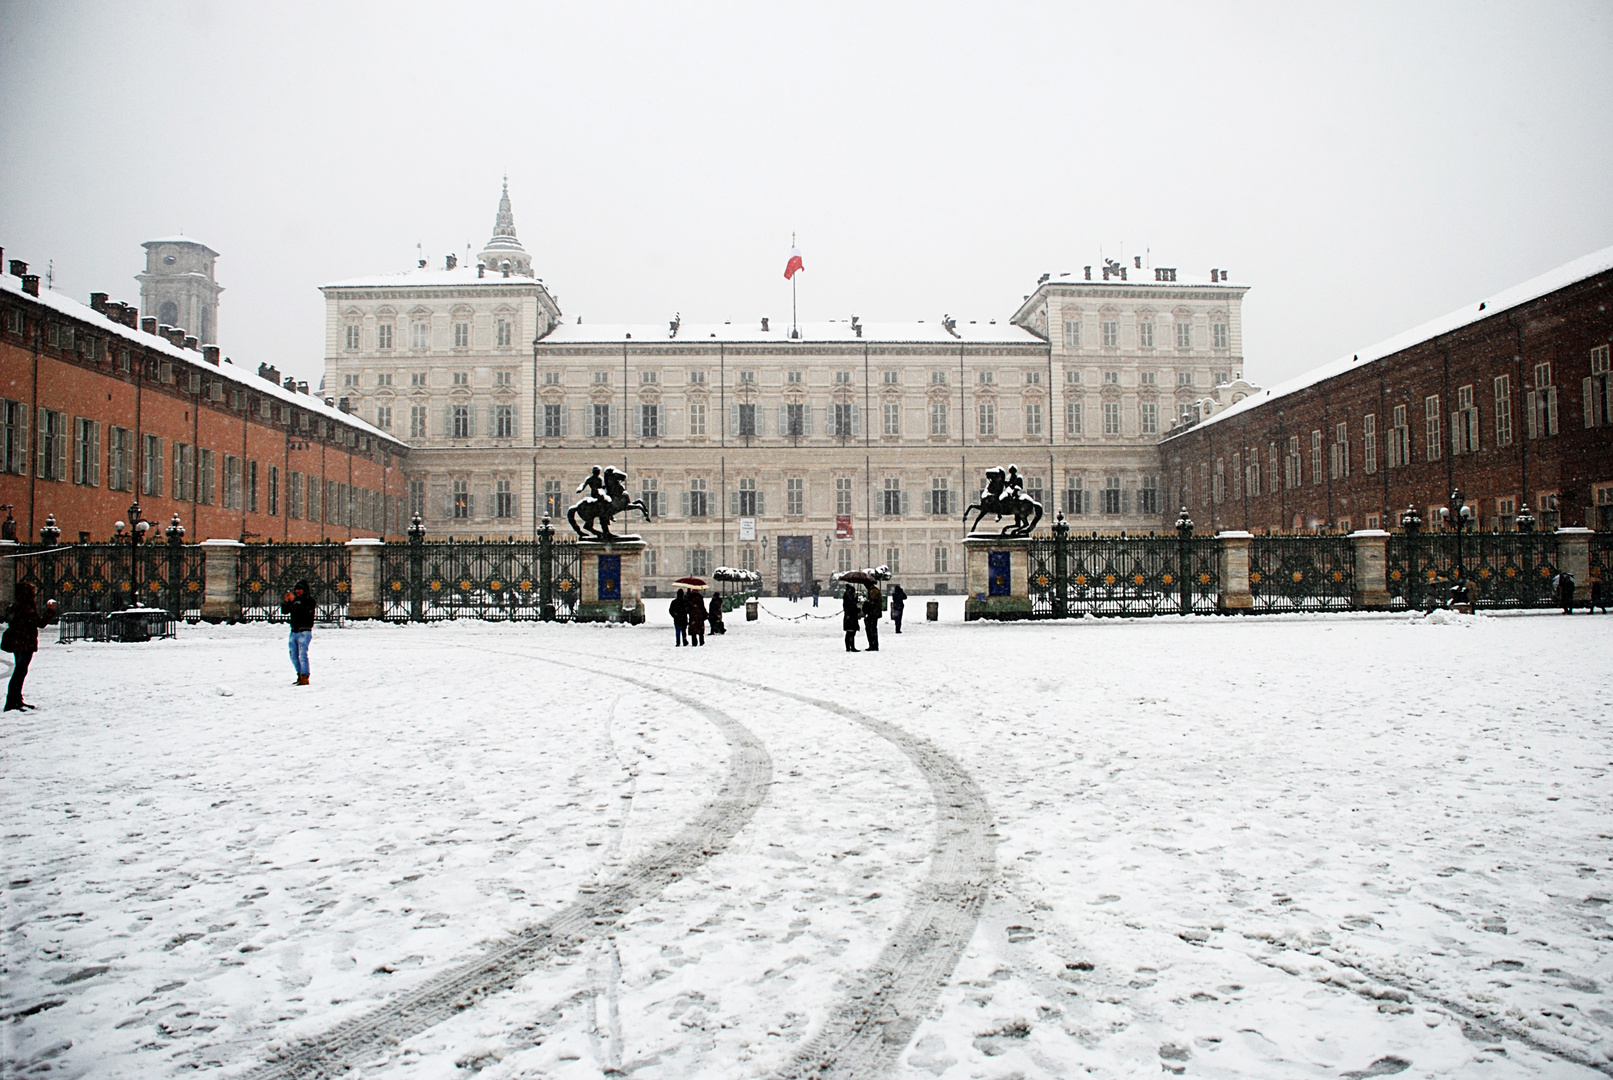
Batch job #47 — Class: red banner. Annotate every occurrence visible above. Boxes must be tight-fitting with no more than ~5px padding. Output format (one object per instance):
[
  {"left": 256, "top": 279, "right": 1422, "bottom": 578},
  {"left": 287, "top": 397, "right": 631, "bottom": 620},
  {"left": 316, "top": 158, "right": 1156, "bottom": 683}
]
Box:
[{"left": 835, "top": 515, "right": 853, "bottom": 539}]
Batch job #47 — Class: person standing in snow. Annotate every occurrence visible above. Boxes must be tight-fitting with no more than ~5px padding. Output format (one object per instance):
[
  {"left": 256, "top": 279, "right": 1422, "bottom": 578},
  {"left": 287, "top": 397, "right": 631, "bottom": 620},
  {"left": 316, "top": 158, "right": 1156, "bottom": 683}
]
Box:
[
  {"left": 811, "top": 579, "right": 820, "bottom": 607},
  {"left": 889, "top": 583, "right": 907, "bottom": 633},
  {"left": 842, "top": 585, "right": 860, "bottom": 652},
  {"left": 863, "top": 582, "right": 882, "bottom": 652},
  {"left": 1553, "top": 570, "right": 1576, "bottom": 614},
  {"left": 707, "top": 592, "right": 726, "bottom": 635},
  {"left": 1590, "top": 574, "right": 1606, "bottom": 614},
  {"left": 281, "top": 580, "right": 317, "bottom": 685},
  {"left": 671, "top": 589, "right": 689, "bottom": 646},
  {"left": 3, "top": 582, "right": 56, "bottom": 711},
  {"left": 686, "top": 590, "right": 707, "bottom": 646}
]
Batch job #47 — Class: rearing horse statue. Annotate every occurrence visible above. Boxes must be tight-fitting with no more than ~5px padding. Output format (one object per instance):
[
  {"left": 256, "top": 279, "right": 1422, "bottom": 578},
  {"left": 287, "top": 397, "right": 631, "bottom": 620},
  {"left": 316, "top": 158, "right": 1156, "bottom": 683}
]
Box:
[
  {"left": 567, "top": 466, "right": 652, "bottom": 540},
  {"left": 962, "top": 465, "right": 1043, "bottom": 537}
]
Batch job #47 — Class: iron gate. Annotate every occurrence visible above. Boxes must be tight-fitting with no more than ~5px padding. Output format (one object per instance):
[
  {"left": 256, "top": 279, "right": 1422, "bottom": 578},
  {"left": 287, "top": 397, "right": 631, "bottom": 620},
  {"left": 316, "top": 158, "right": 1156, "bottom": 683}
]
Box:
[
  {"left": 1028, "top": 533, "right": 1220, "bottom": 617},
  {"left": 1386, "top": 531, "right": 1558, "bottom": 609},
  {"left": 238, "top": 542, "right": 351, "bottom": 622},
  {"left": 15, "top": 541, "right": 204, "bottom": 619},
  {"left": 379, "top": 532, "right": 581, "bottom": 622},
  {"left": 1248, "top": 535, "right": 1355, "bottom": 612}
]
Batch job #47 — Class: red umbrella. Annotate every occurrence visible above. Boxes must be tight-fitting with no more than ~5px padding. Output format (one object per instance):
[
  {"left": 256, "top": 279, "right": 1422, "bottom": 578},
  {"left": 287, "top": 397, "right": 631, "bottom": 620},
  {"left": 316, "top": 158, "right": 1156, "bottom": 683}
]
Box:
[
  {"left": 836, "top": 570, "right": 877, "bottom": 585},
  {"left": 675, "top": 576, "right": 707, "bottom": 587}
]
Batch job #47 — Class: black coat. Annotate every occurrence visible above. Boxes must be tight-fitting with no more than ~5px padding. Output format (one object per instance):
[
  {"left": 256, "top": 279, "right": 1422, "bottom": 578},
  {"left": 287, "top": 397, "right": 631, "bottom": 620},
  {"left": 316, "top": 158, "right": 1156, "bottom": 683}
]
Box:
[
  {"left": 841, "top": 589, "right": 860, "bottom": 631},
  {"left": 4, "top": 600, "right": 54, "bottom": 654},
  {"left": 281, "top": 593, "right": 317, "bottom": 632},
  {"left": 889, "top": 584, "right": 907, "bottom": 610}
]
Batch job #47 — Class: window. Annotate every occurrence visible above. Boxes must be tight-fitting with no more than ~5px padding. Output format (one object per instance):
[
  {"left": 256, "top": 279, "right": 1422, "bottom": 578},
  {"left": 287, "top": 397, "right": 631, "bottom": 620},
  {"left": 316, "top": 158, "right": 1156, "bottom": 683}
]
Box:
[
  {"left": 268, "top": 466, "right": 279, "bottom": 516},
  {"left": 1064, "top": 476, "right": 1087, "bottom": 515},
  {"left": 248, "top": 461, "right": 259, "bottom": 513},
  {"left": 738, "top": 547, "right": 756, "bottom": 573},
  {"left": 495, "top": 478, "right": 514, "bottom": 519},
  {"left": 452, "top": 479, "right": 470, "bottom": 519},
  {"left": 734, "top": 477, "right": 760, "bottom": 516},
  {"left": 496, "top": 319, "right": 512, "bottom": 348},
  {"left": 1024, "top": 402, "right": 1043, "bottom": 437},
  {"left": 543, "top": 479, "right": 563, "bottom": 519},
  {"left": 593, "top": 403, "right": 612, "bottom": 438},
  {"left": 688, "top": 369, "right": 706, "bottom": 385},
  {"left": 1025, "top": 370, "right": 1042, "bottom": 386},
  {"left": 837, "top": 546, "right": 853, "bottom": 573},
  {"left": 410, "top": 371, "right": 427, "bottom": 387},
  {"left": 882, "top": 402, "right": 900, "bottom": 436},
  {"left": 496, "top": 404, "right": 515, "bottom": 439},
  {"left": 833, "top": 371, "right": 852, "bottom": 387},
  {"left": 410, "top": 405, "right": 429, "bottom": 439},
  {"left": 375, "top": 405, "right": 392, "bottom": 431},
  {"left": 223, "top": 455, "right": 243, "bottom": 510},
  {"left": 198, "top": 449, "right": 215, "bottom": 505},
  {"left": 143, "top": 434, "right": 163, "bottom": 496},
  {"left": 1104, "top": 370, "right": 1120, "bottom": 385},
  {"left": 541, "top": 403, "right": 563, "bottom": 439},
  {"left": 687, "top": 548, "right": 710, "bottom": 577},
  {"left": 1494, "top": 376, "right": 1513, "bottom": 446},
  {"left": 1310, "top": 430, "right": 1323, "bottom": 485},
  {"left": 411, "top": 321, "right": 430, "bottom": 350},
  {"left": 1267, "top": 443, "right": 1279, "bottom": 494},
  {"left": 689, "top": 402, "right": 707, "bottom": 437},
  {"left": 1527, "top": 362, "right": 1557, "bottom": 437},
  {"left": 308, "top": 475, "right": 323, "bottom": 522},
  {"left": 1102, "top": 476, "right": 1123, "bottom": 515},
  {"left": 1139, "top": 402, "right": 1158, "bottom": 435},
  {"left": 33, "top": 408, "right": 65, "bottom": 481},
  {"left": 784, "top": 402, "right": 806, "bottom": 437},
  {"left": 738, "top": 370, "right": 756, "bottom": 385},
  {"left": 593, "top": 370, "right": 611, "bottom": 386},
  {"left": 1177, "top": 370, "right": 1194, "bottom": 386},
  {"left": 1138, "top": 320, "right": 1154, "bottom": 348},
  {"left": 1331, "top": 422, "right": 1350, "bottom": 479},
  {"left": 927, "top": 477, "right": 952, "bottom": 516},
  {"left": 1212, "top": 322, "right": 1228, "bottom": 349},
  {"left": 640, "top": 403, "right": 659, "bottom": 438},
  {"left": 882, "top": 369, "right": 898, "bottom": 385},
  {"left": 933, "top": 546, "right": 949, "bottom": 574},
  {"left": 1, "top": 400, "right": 27, "bottom": 476},
  {"left": 929, "top": 402, "right": 948, "bottom": 437},
  {"left": 1213, "top": 461, "right": 1226, "bottom": 504},
  {"left": 1140, "top": 370, "right": 1156, "bottom": 386},
  {"left": 1424, "top": 395, "right": 1442, "bottom": 461},
  {"left": 1213, "top": 371, "right": 1231, "bottom": 387},
  {"left": 835, "top": 477, "right": 853, "bottom": 515},
  {"left": 344, "top": 324, "right": 361, "bottom": 351},
  {"left": 171, "top": 442, "right": 195, "bottom": 500},
  {"left": 453, "top": 404, "right": 473, "bottom": 439},
  {"left": 737, "top": 403, "right": 757, "bottom": 437},
  {"left": 1589, "top": 345, "right": 1612, "bottom": 428},
  {"left": 288, "top": 472, "right": 304, "bottom": 520},
  {"left": 1285, "top": 435, "right": 1302, "bottom": 489},
  {"left": 1062, "top": 320, "right": 1081, "bottom": 348},
  {"left": 452, "top": 371, "right": 469, "bottom": 386},
  {"left": 884, "top": 547, "right": 902, "bottom": 575},
  {"left": 1139, "top": 475, "right": 1159, "bottom": 515},
  {"left": 1245, "top": 452, "right": 1261, "bottom": 497},
  {"left": 73, "top": 418, "right": 100, "bottom": 486},
  {"left": 1454, "top": 384, "right": 1478, "bottom": 455},
  {"left": 1363, "top": 413, "right": 1377, "bottom": 474},
  {"left": 1102, "top": 320, "right": 1119, "bottom": 348},
  {"left": 343, "top": 372, "right": 359, "bottom": 389},
  {"left": 543, "top": 370, "right": 562, "bottom": 386},
  {"left": 496, "top": 371, "right": 513, "bottom": 387},
  {"left": 786, "top": 477, "right": 804, "bottom": 516},
  {"left": 639, "top": 478, "right": 661, "bottom": 518},
  {"left": 881, "top": 477, "right": 905, "bottom": 516},
  {"left": 1102, "top": 402, "right": 1121, "bottom": 436},
  {"left": 976, "top": 401, "right": 996, "bottom": 436},
  {"left": 1176, "top": 320, "right": 1193, "bottom": 349},
  {"left": 930, "top": 370, "right": 948, "bottom": 386},
  {"left": 1066, "top": 402, "right": 1083, "bottom": 436},
  {"left": 977, "top": 369, "right": 994, "bottom": 385},
  {"left": 787, "top": 370, "right": 803, "bottom": 385},
  {"left": 831, "top": 403, "right": 853, "bottom": 438},
  {"left": 1390, "top": 404, "right": 1410, "bottom": 468},
  {"left": 377, "top": 323, "right": 393, "bottom": 350},
  {"left": 686, "top": 478, "right": 710, "bottom": 517},
  {"left": 1026, "top": 474, "right": 1045, "bottom": 508}
]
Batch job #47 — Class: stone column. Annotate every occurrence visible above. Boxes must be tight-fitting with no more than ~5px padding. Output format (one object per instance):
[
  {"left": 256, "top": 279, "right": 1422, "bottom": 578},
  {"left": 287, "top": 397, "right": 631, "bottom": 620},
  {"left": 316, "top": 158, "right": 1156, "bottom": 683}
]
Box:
[
  {"left": 1216, "top": 531, "right": 1253, "bottom": 613},
  {"left": 576, "top": 539, "right": 647, "bottom": 624},
  {"left": 1349, "top": 529, "right": 1392, "bottom": 610},
  {"left": 1557, "top": 527, "right": 1593, "bottom": 594},
  {"left": 0, "top": 540, "right": 16, "bottom": 610},
  {"left": 346, "top": 538, "right": 384, "bottom": 620},
  {"left": 199, "top": 539, "right": 244, "bottom": 623},
  {"left": 963, "top": 535, "right": 1032, "bottom": 621}
]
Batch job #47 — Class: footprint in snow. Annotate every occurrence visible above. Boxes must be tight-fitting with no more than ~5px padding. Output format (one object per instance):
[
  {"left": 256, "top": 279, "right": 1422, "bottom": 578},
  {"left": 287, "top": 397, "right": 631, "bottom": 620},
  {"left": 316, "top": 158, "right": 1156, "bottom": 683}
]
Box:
[{"left": 1342, "top": 1056, "right": 1411, "bottom": 1078}]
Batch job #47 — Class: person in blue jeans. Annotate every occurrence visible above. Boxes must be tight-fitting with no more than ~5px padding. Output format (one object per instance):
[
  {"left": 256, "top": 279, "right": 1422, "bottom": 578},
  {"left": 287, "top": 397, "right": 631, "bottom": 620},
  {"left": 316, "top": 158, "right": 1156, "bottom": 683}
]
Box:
[{"left": 281, "top": 580, "right": 316, "bottom": 685}]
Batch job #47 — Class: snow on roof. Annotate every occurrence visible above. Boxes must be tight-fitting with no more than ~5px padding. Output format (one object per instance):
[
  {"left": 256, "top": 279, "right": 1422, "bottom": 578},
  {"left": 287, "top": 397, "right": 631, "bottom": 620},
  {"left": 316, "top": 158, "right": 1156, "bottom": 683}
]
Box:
[
  {"left": 538, "top": 319, "right": 1043, "bottom": 347},
  {"left": 1165, "top": 243, "right": 1613, "bottom": 441},
  {"left": 321, "top": 265, "right": 546, "bottom": 290},
  {"left": 142, "top": 235, "right": 217, "bottom": 251},
  {"left": 0, "top": 274, "right": 406, "bottom": 451}
]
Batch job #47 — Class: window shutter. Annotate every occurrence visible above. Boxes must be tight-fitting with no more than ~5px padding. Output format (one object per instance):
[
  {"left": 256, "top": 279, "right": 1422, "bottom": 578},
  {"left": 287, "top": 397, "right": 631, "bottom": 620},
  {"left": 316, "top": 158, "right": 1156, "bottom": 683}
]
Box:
[
  {"left": 852, "top": 405, "right": 862, "bottom": 436},
  {"left": 1451, "top": 412, "right": 1461, "bottom": 457},
  {"left": 654, "top": 404, "right": 664, "bottom": 437},
  {"left": 561, "top": 406, "right": 571, "bottom": 437},
  {"left": 730, "top": 404, "right": 740, "bottom": 436},
  {"left": 90, "top": 422, "right": 101, "bottom": 486},
  {"left": 680, "top": 489, "right": 689, "bottom": 516},
  {"left": 756, "top": 491, "right": 765, "bottom": 516},
  {"left": 1122, "top": 487, "right": 1132, "bottom": 515},
  {"left": 632, "top": 404, "right": 641, "bottom": 437},
  {"left": 777, "top": 404, "right": 786, "bottom": 437},
  {"left": 15, "top": 406, "right": 27, "bottom": 476},
  {"left": 804, "top": 404, "right": 814, "bottom": 436},
  {"left": 36, "top": 407, "right": 47, "bottom": 478},
  {"left": 443, "top": 405, "right": 453, "bottom": 438},
  {"left": 901, "top": 490, "right": 910, "bottom": 516},
  {"left": 1585, "top": 378, "right": 1597, "bottom": 428},
  {"left": 1546, "top": 387, "right": 1558, "bottom": 435},
  {"left": 1525, "top": 391, "right": 1537, "bottom": 439},
  {"left": 509, "top": 405, "right": 519, "bottom": 438},
  {"left": 922, "top": 488, "right": 933, "bottom": 515},
  {"left": 730, "top": 491, "right": 739, "bottom": 517}
]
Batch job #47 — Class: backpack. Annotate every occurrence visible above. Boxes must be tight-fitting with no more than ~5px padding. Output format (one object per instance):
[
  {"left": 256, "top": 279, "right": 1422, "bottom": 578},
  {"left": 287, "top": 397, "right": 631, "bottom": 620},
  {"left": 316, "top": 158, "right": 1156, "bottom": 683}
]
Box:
[{"left": 1, "top": 621, "right": 18, "bottom": 655}]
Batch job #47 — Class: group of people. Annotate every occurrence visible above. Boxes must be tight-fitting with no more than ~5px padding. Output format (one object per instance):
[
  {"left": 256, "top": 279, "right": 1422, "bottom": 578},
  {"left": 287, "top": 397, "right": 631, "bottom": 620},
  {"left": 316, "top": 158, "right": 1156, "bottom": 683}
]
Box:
[
  {"left": 842, "top": 581, "right": 906, "bottom": 652},
  {"left": 670, "top": 588, "right": 724, "bottom": 646}
]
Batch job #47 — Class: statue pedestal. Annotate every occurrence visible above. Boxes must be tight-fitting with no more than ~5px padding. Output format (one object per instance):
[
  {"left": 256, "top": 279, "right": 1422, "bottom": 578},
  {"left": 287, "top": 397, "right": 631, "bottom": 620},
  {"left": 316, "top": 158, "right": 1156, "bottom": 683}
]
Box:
[
  {"left": 576, "top": 538, "right": 646, "bottom": 624},
  {"left": 963, "top": 534, "right": 1033, "bottom": 621}
]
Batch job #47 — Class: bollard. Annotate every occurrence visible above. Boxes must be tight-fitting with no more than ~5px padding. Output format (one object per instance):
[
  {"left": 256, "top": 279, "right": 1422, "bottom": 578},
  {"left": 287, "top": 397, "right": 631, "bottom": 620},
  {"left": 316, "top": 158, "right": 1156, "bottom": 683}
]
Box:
[
  {"left": 746, "top": 599, "right": 758, "bottom": 621},
  {"left": 926, "top": 600, "right": 939, "bottom": 621}
]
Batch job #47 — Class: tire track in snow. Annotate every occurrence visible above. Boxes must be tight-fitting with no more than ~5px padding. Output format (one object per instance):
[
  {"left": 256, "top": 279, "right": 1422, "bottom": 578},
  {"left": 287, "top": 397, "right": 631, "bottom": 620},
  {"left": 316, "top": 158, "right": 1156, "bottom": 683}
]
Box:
[{"left": 245, "top": 656, "right": 772, "bottom": 1079}]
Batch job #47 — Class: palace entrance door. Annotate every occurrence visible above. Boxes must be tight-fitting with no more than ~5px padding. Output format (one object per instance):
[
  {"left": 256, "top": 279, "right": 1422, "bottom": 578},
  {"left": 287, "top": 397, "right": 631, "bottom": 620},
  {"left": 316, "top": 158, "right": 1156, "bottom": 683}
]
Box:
[{"left": 777, "top": 535, "right": 813, "bottom": 599}]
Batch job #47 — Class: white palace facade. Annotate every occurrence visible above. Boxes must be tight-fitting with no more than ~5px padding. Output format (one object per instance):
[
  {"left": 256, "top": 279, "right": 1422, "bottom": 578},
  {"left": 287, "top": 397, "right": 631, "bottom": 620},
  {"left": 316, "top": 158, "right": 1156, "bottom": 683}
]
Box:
[{"left": 321, "top": 186, "right": 1254, "bottom": 595}]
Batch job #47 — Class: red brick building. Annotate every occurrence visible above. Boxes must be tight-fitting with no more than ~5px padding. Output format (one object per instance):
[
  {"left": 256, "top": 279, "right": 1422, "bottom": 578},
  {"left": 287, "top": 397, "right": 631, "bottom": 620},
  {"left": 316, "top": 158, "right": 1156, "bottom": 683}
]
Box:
[
  {"left": 1161, "top": 247, "right": 1613, "bottom": 534},
  {"left": 0, "top": 252, "right": 409, "bottom": 545}
]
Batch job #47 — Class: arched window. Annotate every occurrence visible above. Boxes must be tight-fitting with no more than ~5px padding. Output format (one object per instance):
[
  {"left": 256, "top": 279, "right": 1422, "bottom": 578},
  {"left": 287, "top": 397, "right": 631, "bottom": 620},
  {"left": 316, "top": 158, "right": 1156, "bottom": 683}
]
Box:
[{"left": 159, "top": 301, "right": 179, "bottom": 326}]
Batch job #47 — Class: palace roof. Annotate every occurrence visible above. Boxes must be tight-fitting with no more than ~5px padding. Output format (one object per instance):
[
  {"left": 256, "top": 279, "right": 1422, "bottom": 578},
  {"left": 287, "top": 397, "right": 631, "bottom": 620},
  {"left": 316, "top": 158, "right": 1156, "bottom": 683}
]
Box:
[
  {"left": 537, "top": 319, "right": 1044, "bottom": 347},
  {"left": 321, "top": 265, "right": 547, "bottom": 290}
]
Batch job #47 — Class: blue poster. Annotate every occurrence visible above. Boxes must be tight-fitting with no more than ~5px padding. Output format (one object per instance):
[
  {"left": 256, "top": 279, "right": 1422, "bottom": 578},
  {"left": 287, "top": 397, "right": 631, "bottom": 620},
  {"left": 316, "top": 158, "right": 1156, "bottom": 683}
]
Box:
[
  {"left": 598, "top": 554, "right": 621, "bottom": 601},
  {"left": 988, "top": 551, "right": 1011, "bottom": 596}
]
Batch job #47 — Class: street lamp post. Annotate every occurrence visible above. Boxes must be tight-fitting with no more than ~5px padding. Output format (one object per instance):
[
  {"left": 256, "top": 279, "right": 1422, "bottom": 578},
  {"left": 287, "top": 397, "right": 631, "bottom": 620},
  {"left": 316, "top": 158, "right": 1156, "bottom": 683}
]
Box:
[
  {"left": 1052, "top": 509, "right": 1070, "bottom": 619},
  {"left": 114, "top": 501, "right": 151, "bottom": 609},
  {"left": 1444, "top": 488, "right": 1473, "bottom": 607},
  {"left": 1400, "top": 504, "right": 1423, "bottom": 609},
  {"left": 38, "top": 514, "right": 61, "bottom": 608},
  {"left": 164, "top": 513, "right": 186, "bottom": 617},
  {"left": 1175, "top": 506, "right": 1194, "bottom": 616},
  {"left": 409, "top": 512, "right": 427, "bottom": 623},
  {"left": 1515, "top": 502, "right": 1538, "bottom": 604}
]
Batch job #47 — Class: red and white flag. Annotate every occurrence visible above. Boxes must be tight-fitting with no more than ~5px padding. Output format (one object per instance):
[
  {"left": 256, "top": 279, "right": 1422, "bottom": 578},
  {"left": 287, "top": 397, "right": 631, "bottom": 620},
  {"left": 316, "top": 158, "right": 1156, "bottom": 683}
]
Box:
[{"left": 783, "top": 242, "right": 804, "bottom": 280}]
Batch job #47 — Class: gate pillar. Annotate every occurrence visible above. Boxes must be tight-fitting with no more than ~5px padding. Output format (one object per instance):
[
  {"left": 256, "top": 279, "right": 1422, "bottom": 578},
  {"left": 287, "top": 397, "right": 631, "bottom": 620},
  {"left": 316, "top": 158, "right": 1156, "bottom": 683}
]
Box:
[
  {"left": 1216, "top": 531, "right": 1254, "bottom": 613},
  {"left": 346, "top": 538, "right": 384, "bottom": 620},
  {"left": 199, "top": 539, "right": 244, "bottom": 623},
  {"left": 1350, "top": 529, "right": 1392, "bottom": 610},
  {"left": 576, "top": 538, "right": 646, "bottom": 624},
  {"left": 964, "top": 535, "right": 1032, "bottom": 621},
  {"left": 1557, "top": 527, "right": 1593, "bottom": 593}
]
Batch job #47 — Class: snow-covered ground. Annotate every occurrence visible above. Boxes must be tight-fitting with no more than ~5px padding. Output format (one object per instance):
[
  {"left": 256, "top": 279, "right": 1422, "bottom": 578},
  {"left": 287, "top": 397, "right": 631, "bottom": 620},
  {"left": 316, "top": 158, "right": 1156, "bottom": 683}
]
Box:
[{"left": 3, "top": 600, "right": 1611, "bottom": 1079}]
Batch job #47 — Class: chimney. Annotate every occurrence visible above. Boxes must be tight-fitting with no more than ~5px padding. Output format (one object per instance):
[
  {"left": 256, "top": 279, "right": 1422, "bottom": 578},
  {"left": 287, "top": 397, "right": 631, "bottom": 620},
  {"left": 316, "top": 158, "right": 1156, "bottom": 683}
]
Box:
[
  {"left": 417, "top": 258, "right": 427, "bottom": 268},
  {"left": 1084, "top": 266, "right": 1092, "bottom": 280},
  {"left": 500, "top": 259, "right": 511, "bottom": 278},
  {"left": 9, "top": 259, "right": 27, "bottom": 277},
  {"left": 1134, "top": 255, "right": 1142, "bottom": 269},
  {"left": 297, "top": 380, "right": 309, "bottom": 395},
  {"left": 141, "top": 316, "right": 156, "bottom": 334},
  {"left": 476, "top": 261, "right": 485, "bottom": 278},
  {"left": 445, "top": 253, "right": 457, "bottom": 270},
  {"left": 283, "top": 376, "right": 297, "bottom": 391},
  {"left": 338, "top": 397, "right": 352, "bottom": 413},
  {"left": 760, "top": 317, "right": 770, "bottom": 332},
  {"left": 90, "top": 292, "right": 109, "bottom": 314},
  {"left": 165, "top": 327, "right": 186, "bottom": 346},
  {"left": 203, "top": 345, "right": 221, "bottom": 365},
  {"left": 21, "top": 274, "right": 39, "bottom": 297},
  {"left": 183, "top": 335, "right": 198, "bottom": 351}
]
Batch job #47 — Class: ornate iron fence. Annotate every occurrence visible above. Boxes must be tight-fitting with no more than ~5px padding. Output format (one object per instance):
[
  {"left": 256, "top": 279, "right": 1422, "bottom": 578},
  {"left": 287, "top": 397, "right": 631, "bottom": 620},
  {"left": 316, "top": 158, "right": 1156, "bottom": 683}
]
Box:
[
  {"left": 1248, "top": 534, "right": 1355, "bottom": 612},
  {"left": 15, "top": 541, "right": 204, "bottom": 619},
  {"left": 238, "top": 542, "right": 351, "bottom": 622},
  {"left": 1028, "top": 533, "right": 1220, "bottom": 617},
  {"left": 379, "top": 532, "right": 582, "bottom": 622},
  {"left": 1386, "top": 530, "right": 1558, "bottom": 610}
]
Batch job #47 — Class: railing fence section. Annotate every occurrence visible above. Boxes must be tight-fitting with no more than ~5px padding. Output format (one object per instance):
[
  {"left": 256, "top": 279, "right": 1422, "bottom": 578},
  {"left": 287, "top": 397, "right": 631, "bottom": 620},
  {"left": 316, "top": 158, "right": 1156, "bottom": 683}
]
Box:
[
  {"left": 379, "top": 535, "right": 582, "bottom": 623},
  {"left": 15, "top": 541, "right": 204, "bottom": 619},
  {"left": 1249, "top": 534, "right": 1355, "bottom": 612},
  {"left": 1386, "top": 531, "right": 1558, "bottom": 610},
  {"left": 1028, "top": 534, "right": 1220, "bottom": 618},
  {"left": 238, "top": 542, "right": 352, "bottom": 623}
]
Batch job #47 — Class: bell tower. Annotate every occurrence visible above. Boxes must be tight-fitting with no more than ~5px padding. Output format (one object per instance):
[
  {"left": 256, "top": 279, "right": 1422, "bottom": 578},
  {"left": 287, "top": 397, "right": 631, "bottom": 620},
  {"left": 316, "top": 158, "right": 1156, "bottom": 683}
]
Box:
[
  {"left": 476, "top": 178, "right": 533, "bottom": 277},
  {"left": 137, "top": 237, "right": 223, "bottom": 344}
]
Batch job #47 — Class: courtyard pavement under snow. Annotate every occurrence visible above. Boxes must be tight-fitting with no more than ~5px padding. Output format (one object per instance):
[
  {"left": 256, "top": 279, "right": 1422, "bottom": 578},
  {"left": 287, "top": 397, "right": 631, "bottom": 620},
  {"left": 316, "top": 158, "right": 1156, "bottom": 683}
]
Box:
[{"left": 3, "top": 600, "right": 1611, "bottom": 1078}]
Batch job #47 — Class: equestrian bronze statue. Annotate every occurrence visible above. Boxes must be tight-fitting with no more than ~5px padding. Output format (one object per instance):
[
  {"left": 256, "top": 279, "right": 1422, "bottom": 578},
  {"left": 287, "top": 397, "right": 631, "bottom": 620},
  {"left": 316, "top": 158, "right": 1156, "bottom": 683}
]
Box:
[
  {"left": 963, "top": 463, "right": 1043, "bottom": 537},
  {"left": 567, "top": 466, "right": 652, "bottom": 540}
]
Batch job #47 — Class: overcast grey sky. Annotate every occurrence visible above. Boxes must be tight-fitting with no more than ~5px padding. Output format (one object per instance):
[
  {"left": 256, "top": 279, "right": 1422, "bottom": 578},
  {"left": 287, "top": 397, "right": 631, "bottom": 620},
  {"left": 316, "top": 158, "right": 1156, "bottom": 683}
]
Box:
[{"left": 2, "top": 1, "right": 1610, "bottom": 388}]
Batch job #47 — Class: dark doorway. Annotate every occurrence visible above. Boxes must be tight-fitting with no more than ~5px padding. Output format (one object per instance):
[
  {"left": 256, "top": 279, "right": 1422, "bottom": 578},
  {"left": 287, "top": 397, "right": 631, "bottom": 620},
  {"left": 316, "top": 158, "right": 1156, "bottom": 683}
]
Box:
[{"left": 778, "top": 535, "right": 813, "bottom": 599}]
